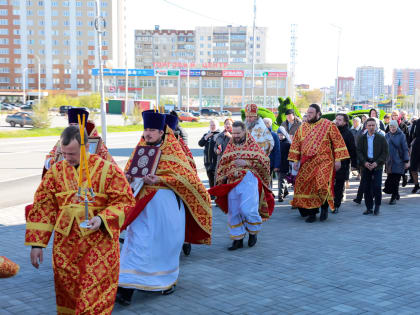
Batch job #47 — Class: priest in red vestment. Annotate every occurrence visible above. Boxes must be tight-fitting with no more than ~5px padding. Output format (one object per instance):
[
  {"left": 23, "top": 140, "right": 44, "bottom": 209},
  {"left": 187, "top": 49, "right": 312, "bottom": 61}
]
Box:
[{"left": 209, "top": 121, "right": 274, "bottom": 251}]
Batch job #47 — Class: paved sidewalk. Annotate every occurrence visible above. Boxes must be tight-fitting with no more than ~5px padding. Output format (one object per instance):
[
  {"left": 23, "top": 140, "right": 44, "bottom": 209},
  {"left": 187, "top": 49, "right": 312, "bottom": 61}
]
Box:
[{"left": 2, "top": 177, "right": 420, "bottom": 314}]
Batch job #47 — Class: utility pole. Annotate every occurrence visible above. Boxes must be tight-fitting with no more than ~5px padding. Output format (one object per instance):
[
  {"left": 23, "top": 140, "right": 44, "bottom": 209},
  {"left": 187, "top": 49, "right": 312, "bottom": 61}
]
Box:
[
  {"left": 22, "top": 67, "right": 28, "bottom": 104},
  {"left": 330, "top": 24, "right": 342, "bottom": 114},
  {"left": 251, "top": 0, "right": 256, "bottom": 102},
  {"left": 95, "top": 0, "right": 107, "bottom": 143},
  {"left": 34, "top": 55, "right": 41, "bottom": 106}
]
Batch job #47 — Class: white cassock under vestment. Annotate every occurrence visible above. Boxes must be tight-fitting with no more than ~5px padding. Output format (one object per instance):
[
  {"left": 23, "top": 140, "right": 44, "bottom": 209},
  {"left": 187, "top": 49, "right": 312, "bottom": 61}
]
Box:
[
  {"left": 119, "top": 189, "right": 185, "bottom": 291},
  {"left": 227, "top": 171, "right": 262, "bottom": 239}
]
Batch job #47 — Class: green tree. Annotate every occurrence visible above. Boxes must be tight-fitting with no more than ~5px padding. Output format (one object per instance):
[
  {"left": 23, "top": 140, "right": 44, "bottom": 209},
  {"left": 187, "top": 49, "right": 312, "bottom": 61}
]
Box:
[{"left": 32, "top": 102, "right": 51, "bottom": 128}]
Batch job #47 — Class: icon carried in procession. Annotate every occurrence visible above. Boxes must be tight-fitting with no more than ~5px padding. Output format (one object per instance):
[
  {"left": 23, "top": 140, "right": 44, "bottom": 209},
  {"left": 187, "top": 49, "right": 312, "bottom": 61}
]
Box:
[
  {"left": 76, "top": 114, "right": 95, "bottom": 229},
  {"left": 127, "top": 146, "right": 161, "bottom": 197}
]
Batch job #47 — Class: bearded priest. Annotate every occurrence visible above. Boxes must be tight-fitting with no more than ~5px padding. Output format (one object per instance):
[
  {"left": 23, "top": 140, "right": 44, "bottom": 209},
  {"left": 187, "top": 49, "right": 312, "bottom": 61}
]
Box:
[{"left": 209, "top": 121, "right": 274, "bottom": 250}]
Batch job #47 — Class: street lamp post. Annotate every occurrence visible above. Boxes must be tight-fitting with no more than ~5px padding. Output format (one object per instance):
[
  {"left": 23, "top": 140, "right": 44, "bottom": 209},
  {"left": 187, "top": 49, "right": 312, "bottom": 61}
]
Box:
[
  {"left": 330, "top": 24, "right": 342, "bottom": 115},
  {"left": 34, "top": 55, "right": 41, "bottom": 106},
  {"left": 95, "top": 0, "right": 107, "bottom": 144},
  {"left": 251, "top": 0, "right": 256, "bottom": 102},
  {"left": 22, "top": 67, "right": 28, "bottom": 104}
]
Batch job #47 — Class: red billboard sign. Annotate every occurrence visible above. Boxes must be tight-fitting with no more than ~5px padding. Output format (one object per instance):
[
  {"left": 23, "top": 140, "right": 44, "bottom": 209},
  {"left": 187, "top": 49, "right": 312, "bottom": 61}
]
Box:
[{"left": 222, "top": 70, "right": 244, "bottom": 78}]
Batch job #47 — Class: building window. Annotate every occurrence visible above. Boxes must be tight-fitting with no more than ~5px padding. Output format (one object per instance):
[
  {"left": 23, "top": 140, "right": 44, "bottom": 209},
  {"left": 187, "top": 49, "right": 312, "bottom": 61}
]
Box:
[
  {"left": 51, "top": 1, "right": 58, "bottom": 6},
  {"left": 53, "top": 78, "right": 60, "bottom": 84},
  {"left": 77, "top": 20, "right": 83, "bottom": 26},
  {"left": 0, "top": 9, "right": 8, "bottom": 15},
  {"left": 27, "top": 10, "right": 33, "bottom": 16},
  {"left": 0, "top": 0, "right": 8, "bottom": 4},
  {"left": 101, "top": 1, "right": 108, "bottom": 7},
  {"left": 0, "top": 58, "right": 9, "bottom": 63},
  {"left": 76, "top": 11, "right": 82, "bottom": 16},
  {"left": 38, "top": 1, "right": 44, "bottom": 5},
  {"left": 87, "top": 11, "right": 95, "bottom": 17},
  {"left": 53, "top": 68, "right": 59, "bottom": 74},
  {"left": 0, "top": 38, "right": 8, "bottom": 45},
  {"left": 63, "top": 11, "right": 69, "bottom": 17},
  {"left": 38, "top": 10, "right": 44, "bottom": 16},
  {"left": 51, "top": 10, "right": 57, "bottom": 16},
  {"left": 0, "top": 48, "right": 9, "bottom": 54},
  {"left": 63, "top": 20, "right": 70, "bottom": 26},
  {"left": 87, "top": 1, "right": 95, "bottom": 7},
  {"left": 63, "top": 1, "right": 70, "bottom": 6},
  {"left": 14, "top": 58, "right": 21, "bottom": 64},
  {"left": 76, "top": 1, "right": 82, "bottom": 7},
  {"left": 0, "top": 29, "right": 7, "bottom": 35},
  {"left": 51, "top": 30, "right": 58, "bottom": 36},
  {"left": 13, "top": 9, "right": 20, "bottom": 15},
  {"left": 0, "top": 67, "right": 9, "bottom": 73},
  {"left": 0, "top": 19, "right": 8, "bottom": 25},
  {"left": 0, "top": 77, "right": 9, "bottom": 83},
  {"left": 27, "top": 20, "right": 34, "bottom": 26}
]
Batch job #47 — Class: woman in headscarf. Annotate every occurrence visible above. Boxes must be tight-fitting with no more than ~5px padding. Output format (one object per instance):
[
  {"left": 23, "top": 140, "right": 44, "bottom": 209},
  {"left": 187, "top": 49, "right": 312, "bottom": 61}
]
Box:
[
  {"left": 384, "top": 120, "right": 409, "bottom": 204},
  {"left": 277, "top": 126, "right": 292, "bottom": 202}
]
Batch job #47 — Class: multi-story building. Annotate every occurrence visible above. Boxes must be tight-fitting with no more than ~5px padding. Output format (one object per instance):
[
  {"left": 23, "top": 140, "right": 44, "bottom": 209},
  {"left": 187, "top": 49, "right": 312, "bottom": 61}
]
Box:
[
  {"left": 354, "top": 66, "right": 384, "bottom": 101},
  {"left": 335, "top": 76, "right": 354, "bottom": 100},
  {"left": 195, "top": 25, "right": 266, "bottom": 65},
  {"left": 134, "top": 26, "right": 195, "bottom": 69},
  {"left": 134, "top": 25, "right": 267, "bottom": 69},
  {"left": 0, "top": 0, "right": 119, "bottom": 93},
  {"left": 393, "top": 69, "right": 420, "bottom": 96}
]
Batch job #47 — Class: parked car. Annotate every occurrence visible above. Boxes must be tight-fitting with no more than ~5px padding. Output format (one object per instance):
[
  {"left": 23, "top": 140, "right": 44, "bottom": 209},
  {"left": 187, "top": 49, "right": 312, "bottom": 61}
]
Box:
[
  {"left": 20, "top": 104, "right": 33, "bottom": 111},
  {"left": 0, "top": 103, "right": 19, "bottom": 111},
  {"left": 191, "top": 110, "right": 200, "bottom": 117},
  {"left": 59, "top": 105, "right": 73, "bottom": 115},
  {"left": 200, "top": 108, "right": 219, "bottom": 116},
  {"left": 6, "top": 112, "right": 34, "bottom": 127},
  {"left": 219, "top": 110, "right": 232, "bottom": 116},
  {"left": 178, "top": 111, "right": 199, "bottom": 122}
]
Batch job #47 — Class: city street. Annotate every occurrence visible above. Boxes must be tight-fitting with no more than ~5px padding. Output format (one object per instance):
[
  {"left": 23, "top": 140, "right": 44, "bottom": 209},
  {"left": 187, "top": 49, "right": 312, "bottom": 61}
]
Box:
[{"left": 2, "top": 127, "right": 420, "bottom": 314}]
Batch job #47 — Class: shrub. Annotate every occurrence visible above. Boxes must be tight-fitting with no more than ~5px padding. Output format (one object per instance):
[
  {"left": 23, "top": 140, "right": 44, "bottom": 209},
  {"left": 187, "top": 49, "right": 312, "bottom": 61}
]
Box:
[{"left": 276, "top": 97, "right": 302, "bottom": 126}]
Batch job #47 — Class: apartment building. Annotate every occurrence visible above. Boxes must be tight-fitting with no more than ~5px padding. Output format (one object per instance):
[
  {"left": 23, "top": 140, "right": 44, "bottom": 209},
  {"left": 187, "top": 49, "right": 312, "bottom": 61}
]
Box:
[
  {"left": 354, "top": 66, "right": 384, "bottom": 101},
  {"left": 393, "top": 69, "right": 420, "bottom": 96},
  {"left": 134, "top": 25, "right": 267, "bottom": 69},
  {"left": 0, "top": 0, "right": 119, "bottom": 93}
]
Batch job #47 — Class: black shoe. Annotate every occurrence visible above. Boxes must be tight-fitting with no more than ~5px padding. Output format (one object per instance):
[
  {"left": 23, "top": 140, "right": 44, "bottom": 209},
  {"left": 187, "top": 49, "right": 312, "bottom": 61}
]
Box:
[
  {"left": 162, "top": 285, "right": 176, "bottom": 295},
  {"left": 305, "top": 215, "right": 317, "bottom": 223},
  {"left": 116, "top": 287, "right": 134, "bottom": 306},
  {"left": 353, "top": 198, "right": 362, "bottom": 205},
  {"left": 408, "top": 178, "right": 414, "bottom": 184},
  {"left": 278, "top": 197, "right": 284, "bottom": 202},
  {"left": 363, "top": 209, "right": 373, "bottom": 215},
  {"left": 374, "top": 206, "right": 380, "bottom": 215},
  {"left": 332, "top": 206, "right": 339, "bottom": 214},
  {"left": 248, "top": 234, "right": 257, "bottom": 247},
  {"left": 320, "top": 207, "right": 328, "bottom": 221},
  {"left": 283, "top": 188, "right": 289, "bottom": 198},
  {"left": 396, "top": 193, "right": 400, "bottom": 200},
  {"left": 228, "top": 239, "right": 243, "bottom": 251},
  {"left": 182, "top": 243, "right": 191, "bottom": 256},
  {"left": 402, "top": 175, "right": 408, "bottom": 187},
  {"left": 412, "top": 184, "right": 420, "bottom": 194},
  {"left": 389, "top": 198, "right": 396, "bottom": 205},
  {"left": 119, "top": 237, "right": 125, "bottom": 244}
]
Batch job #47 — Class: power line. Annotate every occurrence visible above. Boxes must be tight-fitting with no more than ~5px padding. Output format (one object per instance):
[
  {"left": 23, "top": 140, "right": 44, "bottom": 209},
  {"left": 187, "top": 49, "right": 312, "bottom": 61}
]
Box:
[{"left": 161, "top": 0, "right": 243, "bottom": 26}]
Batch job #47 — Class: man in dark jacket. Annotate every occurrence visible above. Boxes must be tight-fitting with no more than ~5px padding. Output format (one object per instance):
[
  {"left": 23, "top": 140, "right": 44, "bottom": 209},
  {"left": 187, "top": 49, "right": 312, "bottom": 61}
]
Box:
[
  {"left": 263, "top": 118, "right": 281, "bottom": 188},
  {"left": 281, "top": 109, "right": 302, "bottom": 138},
  {"left": 334, "top": 114, "right": 357, "bottom": 212},
  {"left": 357, "top": 118, "right": 389, "bottom": 215},
  {"left": 198, "top": 119, "right": 220, "bottom": 188}
]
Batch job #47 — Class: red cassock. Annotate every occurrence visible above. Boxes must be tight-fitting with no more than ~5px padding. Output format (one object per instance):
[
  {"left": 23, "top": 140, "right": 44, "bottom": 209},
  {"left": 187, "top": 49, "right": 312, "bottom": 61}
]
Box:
[{"left": 208, "top": 132, "right": 275, "bottom": 220}]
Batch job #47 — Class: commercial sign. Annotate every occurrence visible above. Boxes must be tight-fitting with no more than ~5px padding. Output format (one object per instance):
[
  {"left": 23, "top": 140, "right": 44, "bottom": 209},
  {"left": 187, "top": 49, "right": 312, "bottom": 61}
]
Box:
[
  {"left": 155, "top": 69, "right": 168, "bottom": 76},
  {"left": 180, "top": 69, "right": 202, "bottom": 77},
  {"left": 244, "top": 70, "right": 264, "bottom": 77},
  {"left": 92, "top": 68, "right": 154, "bottom": 76},
  {"left": 222, "top": 70, "right": 244, "bottom": 78},
  {"left": 201, "top": 70, "right": 222, "bottom": 77},
  {"left": 263, "top": 71, "right": 288, "bottom": 77},
  {"left": 167, "top": 70, "right": 179, "bottom": 76}
]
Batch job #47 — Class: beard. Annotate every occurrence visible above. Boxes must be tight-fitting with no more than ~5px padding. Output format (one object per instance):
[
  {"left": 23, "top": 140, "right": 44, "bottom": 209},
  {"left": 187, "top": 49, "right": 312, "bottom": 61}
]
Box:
[
  {"left": 245, "top": 120, "right": 257, "bottom": 131},
  {"left": 308, "top": 115, "right": 320, "bottom": 124},
  {"left": 145, "top": 137, "right": 163, "bottom": 146},
  {"left": 233, "top": 136, "right": 246, "bottom": 145}
]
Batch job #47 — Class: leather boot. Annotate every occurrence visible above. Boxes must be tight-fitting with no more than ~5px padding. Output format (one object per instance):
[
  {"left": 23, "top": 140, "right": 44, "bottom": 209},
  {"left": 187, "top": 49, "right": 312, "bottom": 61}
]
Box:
[
  {"left": 320, "top": 206, "right": 329, "bottom": 221},
  {"left": 228, "top": 239, "right": 243, "bottom": 251},
  {"left": 389, "top": 195, "right": 396, "bottom": 205},
  {"left": 412, "top": 184, "right": 420, "bottom": 194},
  {"left": 182, "top": 243, "right": 191, "bottom": 256},
  {"left": 116, "top": 287, "right": 134, "bottom": 306},
  {"left": 248, "top": 234, "right": 257, "bottom": 247}
]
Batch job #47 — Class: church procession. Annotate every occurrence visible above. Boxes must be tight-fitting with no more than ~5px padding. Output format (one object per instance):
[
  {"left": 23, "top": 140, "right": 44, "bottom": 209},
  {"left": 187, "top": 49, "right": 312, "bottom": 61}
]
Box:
[{"left": 2, "top": 102, "right": 420, "bottom": 314}]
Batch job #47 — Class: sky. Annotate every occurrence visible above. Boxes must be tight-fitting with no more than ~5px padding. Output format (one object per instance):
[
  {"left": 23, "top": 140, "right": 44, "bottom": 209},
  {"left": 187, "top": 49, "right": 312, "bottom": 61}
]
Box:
[{"left": 124, "top": 0, "right": 420, "bottom": 89}]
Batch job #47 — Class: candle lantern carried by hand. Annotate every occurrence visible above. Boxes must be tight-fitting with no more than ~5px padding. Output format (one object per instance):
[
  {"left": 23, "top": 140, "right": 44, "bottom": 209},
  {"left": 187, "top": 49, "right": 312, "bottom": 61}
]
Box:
[{"left": 77, "top": 114, "right": 95, "bottom": 229}]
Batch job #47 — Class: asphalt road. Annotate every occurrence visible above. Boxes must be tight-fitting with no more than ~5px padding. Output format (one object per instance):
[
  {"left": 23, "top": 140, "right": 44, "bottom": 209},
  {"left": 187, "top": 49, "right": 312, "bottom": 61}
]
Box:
[{"left": 0, "top": 127, "right": 209, "bottom": 209}]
